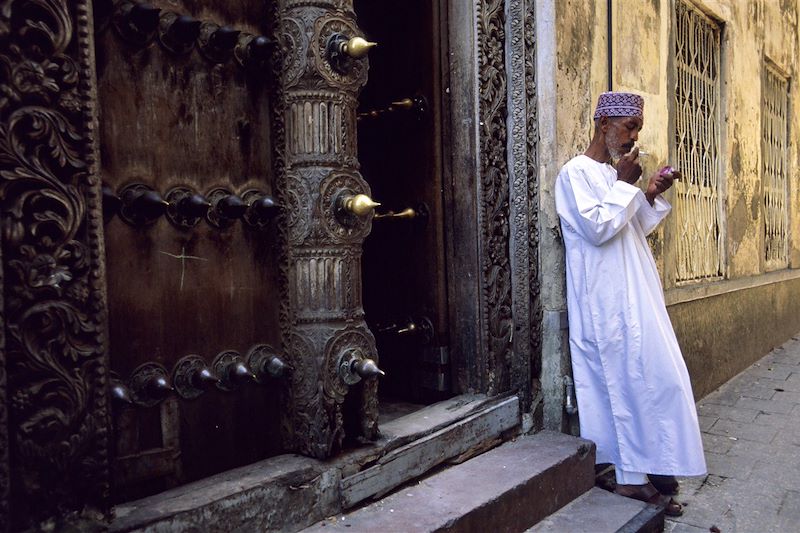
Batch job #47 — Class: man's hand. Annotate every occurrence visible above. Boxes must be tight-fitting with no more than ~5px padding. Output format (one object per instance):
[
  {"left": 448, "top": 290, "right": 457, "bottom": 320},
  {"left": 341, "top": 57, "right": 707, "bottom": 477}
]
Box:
[
  {"left": 615, "top": 147, "right": 642, "bottom": 184},
  {"left": 644, "top": 168, "right": 679, "bottom": 205}
]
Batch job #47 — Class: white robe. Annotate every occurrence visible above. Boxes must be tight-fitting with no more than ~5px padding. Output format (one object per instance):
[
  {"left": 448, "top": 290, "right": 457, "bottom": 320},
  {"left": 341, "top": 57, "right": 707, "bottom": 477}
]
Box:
[{"left": 555, "top": 154, "right": 707, "bottom": 476}]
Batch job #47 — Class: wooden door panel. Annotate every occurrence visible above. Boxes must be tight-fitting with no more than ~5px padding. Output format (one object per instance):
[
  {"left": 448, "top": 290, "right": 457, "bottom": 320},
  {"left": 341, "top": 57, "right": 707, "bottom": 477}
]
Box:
[{"left": 95, "top": 0, "right": 282, "bottom": 498}]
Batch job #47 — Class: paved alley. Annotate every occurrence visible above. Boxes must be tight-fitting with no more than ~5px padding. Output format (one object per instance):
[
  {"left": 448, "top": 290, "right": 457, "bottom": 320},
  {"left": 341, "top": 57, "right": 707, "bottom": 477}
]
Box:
[{"left": 665, "top": 334, "right": 800, "bottom": 532}]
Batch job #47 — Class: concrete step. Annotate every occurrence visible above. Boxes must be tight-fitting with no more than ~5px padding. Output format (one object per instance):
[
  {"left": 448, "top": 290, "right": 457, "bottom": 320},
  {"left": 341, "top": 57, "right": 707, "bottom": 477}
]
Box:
[
  {"left": 302, "top": 431, "right": 596, "bottom": 533},
  {"left": 527, "top": 487, "right": 664, "bottom": 533}
]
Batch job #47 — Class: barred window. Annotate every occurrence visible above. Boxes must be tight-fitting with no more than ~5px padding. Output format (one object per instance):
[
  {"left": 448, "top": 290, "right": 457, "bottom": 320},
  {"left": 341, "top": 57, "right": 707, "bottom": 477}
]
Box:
[
  {"left": 762, "top": 63, "right": 790, "bottom": 270},
  {"left": 673, "top": 1, "right": 723, "bottom": 282}
]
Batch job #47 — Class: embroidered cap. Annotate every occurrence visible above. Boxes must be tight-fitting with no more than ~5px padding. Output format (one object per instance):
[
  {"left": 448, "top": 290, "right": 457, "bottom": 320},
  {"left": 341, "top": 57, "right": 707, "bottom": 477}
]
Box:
[{"left": 593, "top": 91, "right": 644, "bottom": 119}]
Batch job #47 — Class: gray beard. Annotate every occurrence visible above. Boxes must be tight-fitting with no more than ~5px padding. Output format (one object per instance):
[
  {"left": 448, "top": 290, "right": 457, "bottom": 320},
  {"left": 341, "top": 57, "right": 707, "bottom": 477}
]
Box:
[{"left": 608, "top": 146, "right": 624, "bottom": 160}]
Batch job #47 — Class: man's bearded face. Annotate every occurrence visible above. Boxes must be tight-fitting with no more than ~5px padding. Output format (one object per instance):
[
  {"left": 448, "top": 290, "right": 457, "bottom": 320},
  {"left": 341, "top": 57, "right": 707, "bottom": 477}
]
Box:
[{"left": 604, "top": 116, "right": 643, "bottom": 159}]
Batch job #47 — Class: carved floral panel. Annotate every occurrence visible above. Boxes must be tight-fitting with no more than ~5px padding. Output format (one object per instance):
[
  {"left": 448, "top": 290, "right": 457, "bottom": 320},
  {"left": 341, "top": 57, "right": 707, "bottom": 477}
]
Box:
[{"left": 0, "top": 0, "right": 109, "bottom": 528}]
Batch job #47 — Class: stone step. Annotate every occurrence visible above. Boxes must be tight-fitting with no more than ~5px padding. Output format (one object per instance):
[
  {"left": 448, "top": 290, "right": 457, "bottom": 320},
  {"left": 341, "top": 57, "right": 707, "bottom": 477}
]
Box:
[
  {"left": 302, "top": 431, "right": 596, "bottom": 532},
  {"left": 108, "top": 394, "right": 520, "bottom": 533},
  {"left": 527, "top": 487, "right": 664, "bottom": 533}
]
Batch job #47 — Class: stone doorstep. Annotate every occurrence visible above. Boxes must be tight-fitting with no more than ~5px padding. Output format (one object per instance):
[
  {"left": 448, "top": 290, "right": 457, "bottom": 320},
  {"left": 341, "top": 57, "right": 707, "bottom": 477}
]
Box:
[
  {"left": 340, "top": 395, "right": 520, "bottom": 508},
  {"left": 109, "top": 393, "right": 519, "bottom": 533},
  {"left": 528, "top": 487, "right": 664, "bottom": 533},
  {"left": 301, "top": 432, "right": 597, "bottom": 533}
]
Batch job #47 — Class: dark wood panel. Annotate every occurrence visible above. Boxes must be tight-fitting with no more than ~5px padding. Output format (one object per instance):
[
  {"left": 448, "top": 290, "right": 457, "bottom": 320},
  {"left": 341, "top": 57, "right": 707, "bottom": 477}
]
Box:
[
  {"left": 95, "top": 0, "right": 282, "bottom": 498},
  {"left": 96, "top": 6, "right": 273, "bottom": 191}
]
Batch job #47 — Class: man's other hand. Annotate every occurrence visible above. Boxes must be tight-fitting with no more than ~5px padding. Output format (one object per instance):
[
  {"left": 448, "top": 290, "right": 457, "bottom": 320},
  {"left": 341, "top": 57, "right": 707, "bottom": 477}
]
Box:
[
  {"left": 615, "top": 147, "right": 642, "bottom": 184},
  {"left": 644, "top": 168, "right": 677, "bottom": 205}
]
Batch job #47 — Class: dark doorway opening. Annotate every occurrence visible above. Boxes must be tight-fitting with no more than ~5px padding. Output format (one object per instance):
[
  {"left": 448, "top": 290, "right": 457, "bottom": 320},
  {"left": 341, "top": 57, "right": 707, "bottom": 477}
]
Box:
[{"left": 355, "top": 0, "right": 452, "bottom": 411}]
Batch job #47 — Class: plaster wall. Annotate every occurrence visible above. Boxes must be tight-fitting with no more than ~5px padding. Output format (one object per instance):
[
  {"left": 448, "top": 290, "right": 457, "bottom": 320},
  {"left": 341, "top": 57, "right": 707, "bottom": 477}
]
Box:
[
  {"left": 538, "top": 0, "right": 612, "bottom": 431},
  {"left": 542, "top": 0, "right": 800, "bottom": 412}
]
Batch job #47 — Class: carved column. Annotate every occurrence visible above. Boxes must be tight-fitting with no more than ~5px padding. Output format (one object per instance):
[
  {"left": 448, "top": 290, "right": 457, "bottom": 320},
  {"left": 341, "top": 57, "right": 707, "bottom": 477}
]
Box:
[
  {"left": 0, "top": 1, "right": 110, "bottom": 530},
  {"left": 505, "top": 0, "right": 541, "bottom": 409},
  {"left": 474, "top": 0, "right": 540, "bottom": 403},
  {"left": 477, "top": 0, "right": 514, "bottom": 395},
  {"left": 275, "top": 0, "right": 378, "bottom": 458},
  {"left": 524, "top": 0, "right": 543, "bottom": 409}
]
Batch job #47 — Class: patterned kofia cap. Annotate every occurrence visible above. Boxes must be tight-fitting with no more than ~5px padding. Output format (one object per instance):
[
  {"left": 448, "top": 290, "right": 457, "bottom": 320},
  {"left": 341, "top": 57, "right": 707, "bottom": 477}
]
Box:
[{"left": 593, "top": 91, "right": 644, "bottom": 119}]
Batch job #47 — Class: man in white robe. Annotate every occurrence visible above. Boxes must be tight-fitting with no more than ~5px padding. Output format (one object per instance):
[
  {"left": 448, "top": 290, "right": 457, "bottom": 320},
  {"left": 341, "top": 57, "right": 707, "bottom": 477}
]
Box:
[{"left": 554, "top": 92, "right": 706, "bottom": 515}]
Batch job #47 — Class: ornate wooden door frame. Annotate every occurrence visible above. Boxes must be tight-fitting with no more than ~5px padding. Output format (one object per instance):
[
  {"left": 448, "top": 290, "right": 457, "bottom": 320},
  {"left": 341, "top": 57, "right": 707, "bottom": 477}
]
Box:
[
  {"left": 444, "top": 0, "right": 541, "bottom": 410},
  {"left": 0, "top": 1, "right": 110, "bottom": 530}
]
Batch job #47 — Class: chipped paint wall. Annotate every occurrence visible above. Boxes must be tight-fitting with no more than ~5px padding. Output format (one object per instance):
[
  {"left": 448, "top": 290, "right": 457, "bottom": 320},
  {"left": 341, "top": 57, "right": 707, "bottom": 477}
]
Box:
[{"left": 541, "top": 0, "right": 800, "bottom": 408}]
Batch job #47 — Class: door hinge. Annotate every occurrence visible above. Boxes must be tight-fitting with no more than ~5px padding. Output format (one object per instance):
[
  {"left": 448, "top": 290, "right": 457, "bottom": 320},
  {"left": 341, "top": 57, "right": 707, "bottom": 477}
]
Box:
[{"left": 420, "top": 345, "right": 450, "bottom": 392}]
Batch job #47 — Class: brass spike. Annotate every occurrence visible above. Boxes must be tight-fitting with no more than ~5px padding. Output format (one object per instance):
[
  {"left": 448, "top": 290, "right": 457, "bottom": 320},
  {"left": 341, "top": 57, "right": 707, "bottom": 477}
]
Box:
[
  {"left": 391, "top": 98, "right": 415, "bottom": 110},
  {"left": 345, "top": 194, "right": 380, "bottom": 216},
  {"left": 343, "top": 37, "right": 377, "bottom": 58}
]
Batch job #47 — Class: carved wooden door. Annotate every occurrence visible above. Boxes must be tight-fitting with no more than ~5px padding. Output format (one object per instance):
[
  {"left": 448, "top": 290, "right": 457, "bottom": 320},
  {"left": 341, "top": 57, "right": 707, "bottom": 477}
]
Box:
[
  {"left": 2, "top": 0, "right": 540, "bottom": 527},
  {"left": 94, "top": 0, "right": 284, "bottom": 500},
  {"left": 355, "top": 0, "right": 451, "bottom": 404}
]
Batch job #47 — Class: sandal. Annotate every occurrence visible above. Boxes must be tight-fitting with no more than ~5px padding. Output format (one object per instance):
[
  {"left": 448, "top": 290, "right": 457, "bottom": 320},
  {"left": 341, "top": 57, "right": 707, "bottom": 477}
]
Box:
[
  {"left": 648, "top": 474, "right": 680, "bottom": 496},
  {"left": 615, "top": 482, "right": 683, "bottom": 517}
]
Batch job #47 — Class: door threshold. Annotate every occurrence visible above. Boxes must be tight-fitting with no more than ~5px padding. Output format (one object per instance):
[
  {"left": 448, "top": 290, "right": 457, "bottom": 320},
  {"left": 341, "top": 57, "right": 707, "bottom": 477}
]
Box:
[
  {"left": 377, "top": 399, "right": 426, "bottom": 426},
  {"left": 110, "top": 393, "right": 520, "bottom": 532}
]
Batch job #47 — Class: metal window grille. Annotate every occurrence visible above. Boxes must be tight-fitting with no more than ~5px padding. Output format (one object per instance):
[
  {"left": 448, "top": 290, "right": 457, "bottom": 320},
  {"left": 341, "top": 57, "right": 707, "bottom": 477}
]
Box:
[
  {"left": 762, "top": 63, "right": 790, "bottom": 270},
  {"left": 673, "top": 1, "right": 723, "bottom": 282}
]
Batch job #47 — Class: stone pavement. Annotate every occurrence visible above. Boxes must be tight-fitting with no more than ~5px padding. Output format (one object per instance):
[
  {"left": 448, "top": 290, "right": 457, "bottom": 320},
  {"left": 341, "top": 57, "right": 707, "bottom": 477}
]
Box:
[{"left": 664, "top": 333, "right": 800, "bottom": 533}]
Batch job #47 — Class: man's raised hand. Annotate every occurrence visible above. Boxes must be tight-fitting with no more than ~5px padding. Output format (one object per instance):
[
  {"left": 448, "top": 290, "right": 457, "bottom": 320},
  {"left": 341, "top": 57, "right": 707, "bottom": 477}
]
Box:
[{"left": 615, "top": 147, "right": 643, "bottom": 185}]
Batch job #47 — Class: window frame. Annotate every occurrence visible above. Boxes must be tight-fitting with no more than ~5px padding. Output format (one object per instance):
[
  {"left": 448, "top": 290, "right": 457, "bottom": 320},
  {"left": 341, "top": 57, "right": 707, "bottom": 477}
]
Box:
[
  {"left": 761, "top": 59, "right": 791, "bottom": 272},
  {"left": 668, "top": 0, "right": 727, "bottom": 285}
]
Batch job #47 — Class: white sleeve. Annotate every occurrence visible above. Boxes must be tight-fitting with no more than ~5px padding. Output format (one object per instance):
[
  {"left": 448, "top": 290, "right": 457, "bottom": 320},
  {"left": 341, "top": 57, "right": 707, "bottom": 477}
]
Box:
[
  {"left": 636, "top": 195, "right": 672, "bottom": 236},
  {"left": 555, "top": 165, "right": 646, "bottom": 246}
]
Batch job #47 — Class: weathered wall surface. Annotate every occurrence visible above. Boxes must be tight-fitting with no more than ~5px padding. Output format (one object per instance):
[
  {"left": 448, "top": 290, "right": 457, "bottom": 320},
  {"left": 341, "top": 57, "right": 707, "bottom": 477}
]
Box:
[
  {"left": 543, "top": 0, "right": 800, "bottom": 409},
  {"left": 538, "top": 0, "right": 609, "bottom": 431},
  {"left": 669, "top": 276, "right": 800, "bottom": 399},
  {"left": 721, "top": 1, "right": 761, "bottom": 279},
  {"left": 553, "top": 0, "right": 608, "bottom": 165}
]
